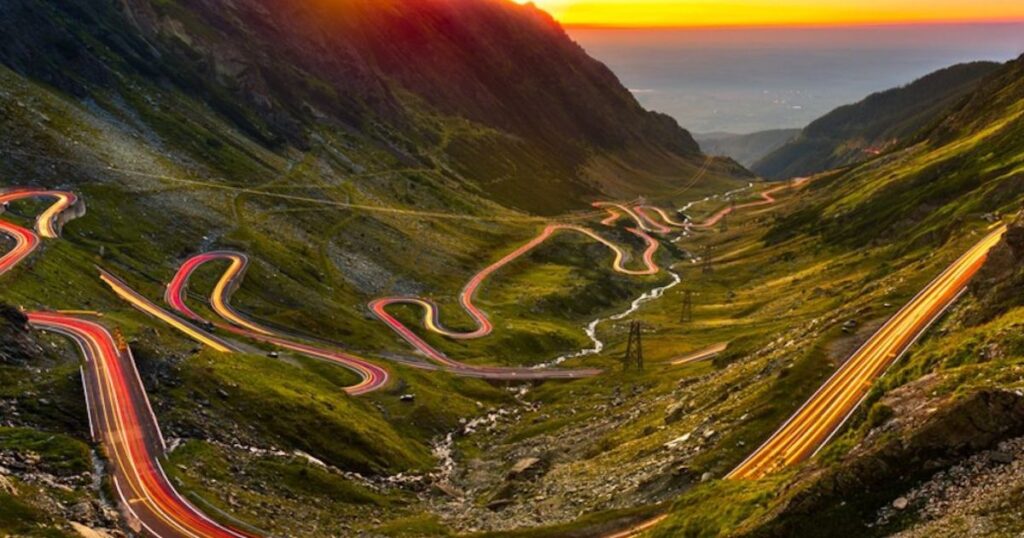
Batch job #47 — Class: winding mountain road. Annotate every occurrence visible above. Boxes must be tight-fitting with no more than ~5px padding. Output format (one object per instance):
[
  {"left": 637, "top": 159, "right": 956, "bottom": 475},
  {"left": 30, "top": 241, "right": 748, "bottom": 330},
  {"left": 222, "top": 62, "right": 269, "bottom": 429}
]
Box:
[
  {"left": 164, "top": 250, "right": 603, "bottom": 383},
  {"left": 369, "top": 220, "right": 662, "bottom": 375},
  {"left": 100, "top": 268, "right": 238, "bottom": 354},
  {"left": 0, "top": 188, "right": 79, "bottom": 274},
  {"left": 636, "top": 206, "right": 688, "bottom": 228},
  {"left": 0, "top": 219, "right": 38, "bottom": 276},
  {"left": 369, "top": 183, "right": 799, "bottom": 381},
  {"left": 593, "top": 202, "right": 673, "bottom": 234},
  {"left": 165, "top": 251, "right": 390, "bottom": 395},
  {"left": 689, "top": 182, "right": 794, "bottom": 229},
  {"left": 0, "top": 180, "right": 815, "bottom": 538},
  {"left": 0, "top": 188, "right": 250, "bottom": 537}
]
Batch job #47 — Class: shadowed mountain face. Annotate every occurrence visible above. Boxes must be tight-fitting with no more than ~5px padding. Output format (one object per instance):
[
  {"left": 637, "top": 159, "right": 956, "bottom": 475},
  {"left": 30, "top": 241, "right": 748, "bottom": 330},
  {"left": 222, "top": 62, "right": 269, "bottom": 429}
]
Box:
[
  {"left": 766, "top": 55, "right": 1024, "bottom": 249},
  {"left": 0, "top": 0, "right": 725, "bottom": 213},
  {"left": 695, "top": 129, "right": 800, "bottom": 168},
  {"left": 754, "top": 61, "right": 1002, "bottom": 180}
]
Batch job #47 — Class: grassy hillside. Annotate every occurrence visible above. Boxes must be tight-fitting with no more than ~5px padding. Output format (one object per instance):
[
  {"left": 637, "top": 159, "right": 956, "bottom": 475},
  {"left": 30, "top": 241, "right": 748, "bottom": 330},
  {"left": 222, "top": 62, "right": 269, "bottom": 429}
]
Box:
[
  {"left": 646, "top": 53, "right": 1024, "bottom": 538},
  {"left": 754, "top": 61, "right": 1002, "bottom": 180},
  {"left": 0, "top": 1, "right": 752, "bottom": 535}
]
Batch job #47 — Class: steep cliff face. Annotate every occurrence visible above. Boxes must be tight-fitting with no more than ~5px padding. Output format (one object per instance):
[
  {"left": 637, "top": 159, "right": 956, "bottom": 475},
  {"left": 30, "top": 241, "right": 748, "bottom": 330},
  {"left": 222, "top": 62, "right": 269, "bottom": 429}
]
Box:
[
  {"left": 0, "top": 305, "right": 36, "bottom": 366},
  {"left": 967, "top": 211, "right": 1024, "bottom": 324},
  {"left": 0, "top": 0, "right": 721, "bottom": 213},
  {"left": 742, "top": 385, "right": 1024, "bottom": 538}
]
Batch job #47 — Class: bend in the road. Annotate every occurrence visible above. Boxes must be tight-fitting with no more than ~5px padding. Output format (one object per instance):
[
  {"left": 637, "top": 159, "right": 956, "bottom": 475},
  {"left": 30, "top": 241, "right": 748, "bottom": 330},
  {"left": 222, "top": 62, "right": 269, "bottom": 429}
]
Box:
[
  {"left": 0, "top": 188, "right": 82, "bottom": 275},
  {"left": 166, "top": 251, "right": 389, "bottom": 395},
  {"left": 29, "top": 312, "right": 257, "bottom": 538},
  {"left": 369, "top": 218, "right": 665, "bottom": 376}
]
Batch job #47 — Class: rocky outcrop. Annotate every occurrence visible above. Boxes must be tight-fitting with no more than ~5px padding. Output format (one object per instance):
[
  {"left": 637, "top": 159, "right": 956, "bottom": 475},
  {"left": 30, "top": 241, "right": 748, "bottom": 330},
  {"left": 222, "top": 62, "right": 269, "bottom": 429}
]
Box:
[
  {"left": 743, "top": 379, "right": 1024, "bottom": 538},
  {"left": 967, "top": 210, "right": 1024, "bottom": 324},
  {"left": 0, "top": 304, "right": 40, "bottom": 366}
]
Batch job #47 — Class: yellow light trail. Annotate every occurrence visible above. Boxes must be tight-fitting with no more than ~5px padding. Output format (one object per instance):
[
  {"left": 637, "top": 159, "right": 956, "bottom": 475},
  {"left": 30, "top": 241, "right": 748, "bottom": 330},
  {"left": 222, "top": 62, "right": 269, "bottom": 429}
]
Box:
[
  {"left": 36, "top": 192, "right": 76, "bottom": 239},
  {"left": 209, "top": 255, "right": 273, "bottom": 336},
  {"left": 99, "top": 270, "right": 236, "bottom": 353},
  {"left": 729, "top": 225, "right": 1007, "bottom": 480}
]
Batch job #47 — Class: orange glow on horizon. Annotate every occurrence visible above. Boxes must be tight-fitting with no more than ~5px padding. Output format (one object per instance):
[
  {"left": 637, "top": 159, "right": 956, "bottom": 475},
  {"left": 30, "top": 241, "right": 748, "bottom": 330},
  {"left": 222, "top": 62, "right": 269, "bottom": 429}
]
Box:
[{"left": 517, "top": 0, "right": 1024, "bottom": 28}]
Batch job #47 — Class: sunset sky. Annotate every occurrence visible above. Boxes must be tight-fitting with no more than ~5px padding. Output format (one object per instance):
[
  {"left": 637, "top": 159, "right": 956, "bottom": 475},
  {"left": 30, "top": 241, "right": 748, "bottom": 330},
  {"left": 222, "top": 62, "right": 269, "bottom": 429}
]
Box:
[{"left": 519, "top": 0, "right": 1024, "bottom": 27}]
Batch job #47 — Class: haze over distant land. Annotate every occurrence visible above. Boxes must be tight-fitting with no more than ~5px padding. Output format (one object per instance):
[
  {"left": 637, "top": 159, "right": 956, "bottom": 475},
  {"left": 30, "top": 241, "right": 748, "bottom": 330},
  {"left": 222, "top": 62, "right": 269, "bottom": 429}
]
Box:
[{"left": 569, "top": 23, "right": 1024, "bottom": 133}]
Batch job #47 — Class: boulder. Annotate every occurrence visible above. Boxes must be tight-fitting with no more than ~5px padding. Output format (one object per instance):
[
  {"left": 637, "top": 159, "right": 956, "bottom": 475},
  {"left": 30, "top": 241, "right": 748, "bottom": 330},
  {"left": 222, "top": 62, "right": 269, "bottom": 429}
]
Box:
[
  {"left": 507, "top": 457, "right": 542, "bottom": 480},
  {"left": 665, "top": 401, "right": 687, "bottom": 424}
]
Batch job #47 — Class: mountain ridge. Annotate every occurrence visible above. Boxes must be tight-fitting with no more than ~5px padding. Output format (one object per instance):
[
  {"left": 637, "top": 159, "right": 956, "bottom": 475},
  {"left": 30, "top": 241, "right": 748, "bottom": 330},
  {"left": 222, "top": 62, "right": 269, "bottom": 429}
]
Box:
[
  {"left": 0, "top": 0, "right": 740, "bottom": 214},
  {"left": 754, "top": 61, "right": 1002, "bottom": 179}
]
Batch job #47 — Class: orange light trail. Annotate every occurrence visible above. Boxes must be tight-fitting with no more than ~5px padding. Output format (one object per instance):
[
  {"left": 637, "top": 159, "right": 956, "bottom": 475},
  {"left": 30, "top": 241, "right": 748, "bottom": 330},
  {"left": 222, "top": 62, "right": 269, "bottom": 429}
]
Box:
[
  {"left": 369, "top": 219, "right": 659, "bottom": 372},
  {"left": 99, "top": 269, "right": 237, "bottom": 354},
  {"left": 370, "top": 183, "right": 793, "bottom": 376},
  {"left": 0, "top": 188, "right": 80, "bottom": 275},
  {"left": 0, "top": 220, "right": 39, "bottom": 276}
]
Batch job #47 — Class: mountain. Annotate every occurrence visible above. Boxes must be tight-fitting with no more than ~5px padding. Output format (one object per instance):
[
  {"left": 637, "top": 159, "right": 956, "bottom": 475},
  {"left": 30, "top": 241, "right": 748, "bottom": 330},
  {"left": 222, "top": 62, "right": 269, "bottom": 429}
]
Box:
[
  {"left": 653, "top": 52, "right": 1024, "bottom": 537},
  {"left": 14, "top": 3, "right": 1024, "bottom": 538},
  {"left": 753, "top": 61, "right": 1002, "bottom": 179},
  {"left": 764, "top": 55, "right": 1024, "bottom": 250},
  {"left": 0, "top": 0, "right": 743, "bottom": 215},
  {"left": 695, "top": 129, "right": 801, "bottom": 168},
  {"left": 0, "top": 1, "right": 750, "bottom": 536}
]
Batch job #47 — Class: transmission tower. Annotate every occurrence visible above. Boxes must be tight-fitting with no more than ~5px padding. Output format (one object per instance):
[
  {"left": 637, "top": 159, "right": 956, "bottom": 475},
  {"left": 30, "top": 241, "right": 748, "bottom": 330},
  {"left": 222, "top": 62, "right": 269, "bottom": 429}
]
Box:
[
  {"left": 702, "top": 245, "right": 714, "bottom": 274},
  {"left": 680, "top": 289, "right": 694, "bottom": 323},
  {"left": 623, "top": 321, "right": 644, "bottom": 370}
]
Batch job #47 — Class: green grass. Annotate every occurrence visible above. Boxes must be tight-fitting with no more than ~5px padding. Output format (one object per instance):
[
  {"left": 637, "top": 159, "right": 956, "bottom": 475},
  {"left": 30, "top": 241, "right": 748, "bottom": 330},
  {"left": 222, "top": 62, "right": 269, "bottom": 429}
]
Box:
[
  {"left": 0, "top": 490, "right": 72, "bottom": 538},
  {"left": 168, "top": 349, "right": 432, "bottom": 473},
  {"left": 0, "top": 428, "right": 91, "bottom": 475},
  {"left": 168, "top": 441, "right": 387, "bottom": 505},
  {"left": 652, "top": 477, "right": 784, "bottom": 537},
  {"left": 373, "top": 514, "right": 454, "bottom": 537},
  {"left": 472, "top": 504, "right": 663, "bottom": 538},
  {"left": 164, "top": 440, "right": 413, "bottom": 536}
]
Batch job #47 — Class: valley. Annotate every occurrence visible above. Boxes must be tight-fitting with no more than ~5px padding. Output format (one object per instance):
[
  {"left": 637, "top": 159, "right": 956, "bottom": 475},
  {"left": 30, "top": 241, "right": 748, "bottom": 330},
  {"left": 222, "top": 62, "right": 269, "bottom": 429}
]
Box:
[{"left": 2, "top": 2, "right": 1024, "bottom": 538}]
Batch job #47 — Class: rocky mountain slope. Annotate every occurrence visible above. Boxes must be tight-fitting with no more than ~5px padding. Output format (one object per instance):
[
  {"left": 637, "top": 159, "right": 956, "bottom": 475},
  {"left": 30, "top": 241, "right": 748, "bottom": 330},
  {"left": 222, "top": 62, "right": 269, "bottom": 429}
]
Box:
[
  {"left": 696, "top": 129, "right": 801, "bottom": 168},
  {"left": 0, "top": 1, "right": 754, "bottom": 536},
  {"left": 754, "top": 61, "right": 1001, "bottom": 180},
  {"left": 1, "top": 0, "right": 742, "bottom": 214}
]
